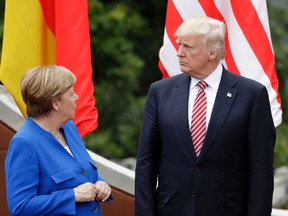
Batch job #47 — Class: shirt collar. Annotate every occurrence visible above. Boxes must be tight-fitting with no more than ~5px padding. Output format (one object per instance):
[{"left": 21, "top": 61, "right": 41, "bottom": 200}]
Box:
[{"left": 190, "top": 63, "right": 223, "bottom": 90}]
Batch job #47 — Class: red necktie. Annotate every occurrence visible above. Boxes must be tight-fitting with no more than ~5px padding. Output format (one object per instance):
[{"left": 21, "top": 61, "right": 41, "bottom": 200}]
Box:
[{"left": 191, "top": 81, "right": 208, "bottom": 157}]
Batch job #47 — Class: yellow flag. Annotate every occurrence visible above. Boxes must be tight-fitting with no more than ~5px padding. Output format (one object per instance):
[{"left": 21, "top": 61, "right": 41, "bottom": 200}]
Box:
[{"left": 0, "top": 0, "right": 55, "bottom": 116}]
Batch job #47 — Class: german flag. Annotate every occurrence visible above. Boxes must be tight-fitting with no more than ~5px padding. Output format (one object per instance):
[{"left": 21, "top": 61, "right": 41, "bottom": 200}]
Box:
[{"left": 0, "top": 0, "right": 98, "bottom": 137}]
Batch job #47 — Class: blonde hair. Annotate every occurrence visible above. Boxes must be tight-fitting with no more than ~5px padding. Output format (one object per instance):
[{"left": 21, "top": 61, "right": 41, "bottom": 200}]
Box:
[
  {"left": 20, "top": 65, "right": 76, "bottom": 117},
  {"left": 175, "top": 16, "right": 226, "bottom": 60}
]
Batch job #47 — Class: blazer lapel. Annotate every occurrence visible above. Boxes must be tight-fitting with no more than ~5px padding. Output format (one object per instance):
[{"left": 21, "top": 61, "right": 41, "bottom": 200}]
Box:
[
  {"left": 197, "top": 69, "right": 238, "bottom": 162},
  {"left": 172, "top": 74, "right": 197, "bottom": 160}
]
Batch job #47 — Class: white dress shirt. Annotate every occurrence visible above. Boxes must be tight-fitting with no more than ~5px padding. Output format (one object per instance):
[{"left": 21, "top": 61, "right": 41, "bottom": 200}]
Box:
[{"left": 188, "top": 63, "right": 223, "bottom": 130}]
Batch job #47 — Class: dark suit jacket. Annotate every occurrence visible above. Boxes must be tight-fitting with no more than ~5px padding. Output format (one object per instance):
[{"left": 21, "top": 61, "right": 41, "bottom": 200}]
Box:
[{"left": 135, "top": 67, "right": 275, "bottom": 216}]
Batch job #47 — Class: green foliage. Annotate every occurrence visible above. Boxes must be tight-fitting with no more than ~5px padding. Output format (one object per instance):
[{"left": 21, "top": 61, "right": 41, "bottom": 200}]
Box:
[
  {"left": 268, "top": 1, "right": 288, "bottom": 169},
  {"left": 85, "top": 0, "right": 150, "bottom": 158},
  {"left": 86, "top": 96, "right": 146, "bottom": 158},
  {"left": 275, "top": 124, "right": 288, "bottom": 168},
  {"left": 268, "top": 1, "right": 288, "bottom": 123}
]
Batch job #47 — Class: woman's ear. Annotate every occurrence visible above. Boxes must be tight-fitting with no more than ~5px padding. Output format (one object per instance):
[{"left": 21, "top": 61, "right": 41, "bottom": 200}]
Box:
[{"left": 52, "top": 100, "right": 60, "bottom": 111}]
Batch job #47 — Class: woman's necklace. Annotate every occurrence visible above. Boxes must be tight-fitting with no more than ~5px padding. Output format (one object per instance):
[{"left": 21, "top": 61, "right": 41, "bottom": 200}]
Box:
[{"left": 55, "top": 131, "right": 61, "bottom": 139}]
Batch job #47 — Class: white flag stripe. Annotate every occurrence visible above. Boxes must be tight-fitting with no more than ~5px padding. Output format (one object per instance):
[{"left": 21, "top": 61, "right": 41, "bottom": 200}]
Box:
[
  {"left": 218, "top": 1, "right": 269, "bottom": 80},
  {"left": 251, "top": 0, "right": 274, "bottom": 52},
  {"left": 159, "top": 30, "right": 181, "bottom": 76},
  {"left": 216, "top": 1, "right": 281, "bottom": 126},
  {"left": 173, "top": 0, "right": 205, "bottom": 20}
]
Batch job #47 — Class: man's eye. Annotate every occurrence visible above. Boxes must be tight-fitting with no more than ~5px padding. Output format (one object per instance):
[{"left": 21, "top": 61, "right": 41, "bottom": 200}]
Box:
[{"left": 184, "top": 45, "right": 193, "bottom": 49}]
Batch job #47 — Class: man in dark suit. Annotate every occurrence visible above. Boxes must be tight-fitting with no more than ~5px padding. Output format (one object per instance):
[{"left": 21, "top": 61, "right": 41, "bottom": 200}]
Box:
[{"left": 135, "top": 16, "right": 275, "bottom": 216}]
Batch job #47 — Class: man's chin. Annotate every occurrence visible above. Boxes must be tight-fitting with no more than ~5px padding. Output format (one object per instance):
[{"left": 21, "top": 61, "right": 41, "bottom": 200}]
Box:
[{"left": 179, "top": 66, "right": 188, "bottom": 73}]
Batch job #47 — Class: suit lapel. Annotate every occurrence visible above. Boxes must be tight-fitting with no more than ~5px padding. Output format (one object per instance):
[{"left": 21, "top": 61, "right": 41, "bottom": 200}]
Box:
[
  {"left": 172, "top": 74, "right": 197, "bottom": 160},
  {"left": 197, "top": 69, "right": 238, "bottom": 162}
]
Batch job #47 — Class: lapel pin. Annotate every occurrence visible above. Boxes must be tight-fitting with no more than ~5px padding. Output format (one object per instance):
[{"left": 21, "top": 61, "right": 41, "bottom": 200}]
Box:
[{"left": 226, "top": 92, "right": 232, "bottom": 98}]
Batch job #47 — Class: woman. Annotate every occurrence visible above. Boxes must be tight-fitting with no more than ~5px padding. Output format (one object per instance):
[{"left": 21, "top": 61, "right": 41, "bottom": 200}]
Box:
[{"left": 5, "top": 65, "right": 112, "bottom": 216}]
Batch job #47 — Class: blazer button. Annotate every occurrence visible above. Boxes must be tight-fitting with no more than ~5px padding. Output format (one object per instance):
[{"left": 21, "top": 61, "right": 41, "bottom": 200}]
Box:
[
  {"left": 81, "top": 169, "right": 86, "bottom": 175},
  {"left": 93, "top": 207, "right": 98, "bottom": 213},
  {"left": 192, "top": 192, "right": 199, "bottom": 197}
]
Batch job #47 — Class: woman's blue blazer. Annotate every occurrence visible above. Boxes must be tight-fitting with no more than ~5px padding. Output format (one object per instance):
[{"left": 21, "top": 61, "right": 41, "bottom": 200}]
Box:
[{"left": 5, "top": 117, "right": 110, "bottom": 216}]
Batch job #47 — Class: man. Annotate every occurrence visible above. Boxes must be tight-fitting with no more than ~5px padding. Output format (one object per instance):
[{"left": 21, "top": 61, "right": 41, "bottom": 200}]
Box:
[{"left": 135, "top": 16, "right": 275, "bottom": 216}]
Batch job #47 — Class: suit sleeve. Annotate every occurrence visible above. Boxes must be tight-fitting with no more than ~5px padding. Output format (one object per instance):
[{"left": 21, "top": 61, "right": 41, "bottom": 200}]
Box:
[
  {"left": 5, "top": 137, "right": 76, "bottom": 216},
  {"left": 135, "top": 84, "right": 162, "bottom": 216},
  {"left": 247, "top": 85, "right": 275, "bottom": 216}
]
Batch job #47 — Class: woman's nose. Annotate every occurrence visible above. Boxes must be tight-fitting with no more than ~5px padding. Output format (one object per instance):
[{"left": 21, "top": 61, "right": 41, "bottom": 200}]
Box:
[{"left": 74, "top": 93, "right": 79, "bottom": 101}]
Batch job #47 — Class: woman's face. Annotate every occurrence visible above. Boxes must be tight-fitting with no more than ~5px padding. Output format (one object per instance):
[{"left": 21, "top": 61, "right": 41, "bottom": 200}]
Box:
[{"left": 57, "top": 86, "right": 79, "bottom": 120}]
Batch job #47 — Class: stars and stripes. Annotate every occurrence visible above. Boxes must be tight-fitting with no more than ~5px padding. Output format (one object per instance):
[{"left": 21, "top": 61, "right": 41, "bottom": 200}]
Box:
[{"left": 159, "top": 0, "right": 282, "bottom": 127}]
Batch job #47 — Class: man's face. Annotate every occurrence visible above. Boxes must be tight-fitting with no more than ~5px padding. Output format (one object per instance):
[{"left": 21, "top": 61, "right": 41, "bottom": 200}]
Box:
[{"left": 176, "top": 35, "right": 211, "bottom": 79}]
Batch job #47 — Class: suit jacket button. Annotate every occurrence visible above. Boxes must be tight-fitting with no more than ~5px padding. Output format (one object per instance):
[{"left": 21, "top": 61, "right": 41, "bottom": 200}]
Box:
[
  {"left": 81, "top": 169, "right": 86, "bottom": 175},
  {"left": 93, "top": 207, "right": 98, "bottom": 213},
  {"left": 194, "top": 166, "right": 199, "bottom": 171}
]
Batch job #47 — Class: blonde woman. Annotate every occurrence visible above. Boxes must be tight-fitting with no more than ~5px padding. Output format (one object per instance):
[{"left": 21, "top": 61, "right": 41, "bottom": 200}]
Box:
[{"left": 5, "top": 65, "right": 112, "bottom": 216}]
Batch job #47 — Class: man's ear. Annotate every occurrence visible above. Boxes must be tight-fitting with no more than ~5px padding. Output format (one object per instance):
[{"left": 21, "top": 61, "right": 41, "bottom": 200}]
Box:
[{"left": 208, "top": 49, "right": 218, "bottom": 61}]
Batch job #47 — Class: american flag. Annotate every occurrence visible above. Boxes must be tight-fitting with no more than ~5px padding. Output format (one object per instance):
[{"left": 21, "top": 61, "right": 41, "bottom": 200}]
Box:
[{"left": 159, "top": 0, "right": 282, "bottom": 127}]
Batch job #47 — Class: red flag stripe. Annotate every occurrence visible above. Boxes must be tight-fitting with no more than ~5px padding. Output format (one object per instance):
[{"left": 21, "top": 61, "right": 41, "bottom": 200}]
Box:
[
  {"left": 199, "top": 0, "right": 240, "bottom": 75},
  {"left": 230, "top": 0, "right": 281, "bottom": 104},
  {"left": 158, "top": 50, "right": 169, "bottom": 78},
  {"left": 39, "top": 0, "right": 98, "bottom": 137},
  {"left": 159, "top": 0, "right": 183, "bottom": 76},
  {"left": 165, "top": 0, "right": 183, "bottom": 51},
  {"left": 55, "top": 0, "right": 98, "bottom": 137},
  {"left": 39, "top": 0, "right": 55, "bottom": 34}
]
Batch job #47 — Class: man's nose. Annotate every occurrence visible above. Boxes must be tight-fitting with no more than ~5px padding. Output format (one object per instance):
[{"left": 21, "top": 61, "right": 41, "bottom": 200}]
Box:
[{"left": 177, "top": 46, "right": 184, "bottom": 57}]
